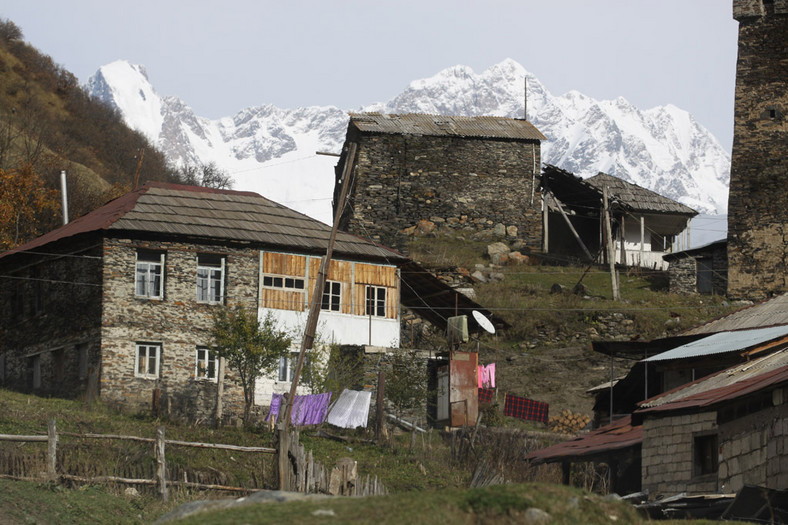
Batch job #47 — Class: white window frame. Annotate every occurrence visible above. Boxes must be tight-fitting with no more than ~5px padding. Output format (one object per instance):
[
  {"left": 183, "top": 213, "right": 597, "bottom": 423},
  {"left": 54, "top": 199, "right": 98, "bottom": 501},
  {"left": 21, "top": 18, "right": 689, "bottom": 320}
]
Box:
[
  {"left": 135, "top": 251, "right": 165, "bottom": 299},
  {"left": 197, "top": 255, "right": 225, "bottom": 304},
  {"left": 195, "top": 347, "right": 218, "bottom": 382},
  {"left": 135, "top": 343, "right": 161, "bottom": 379},
  {"left": 365, "top": 285, "right": 387, "bottom": 317},
  {"left": 277, "top": 352, "right": 310, "bottom": 382},
  {"left": 321, "top": 280, "right": 341, "bottom": 312}
]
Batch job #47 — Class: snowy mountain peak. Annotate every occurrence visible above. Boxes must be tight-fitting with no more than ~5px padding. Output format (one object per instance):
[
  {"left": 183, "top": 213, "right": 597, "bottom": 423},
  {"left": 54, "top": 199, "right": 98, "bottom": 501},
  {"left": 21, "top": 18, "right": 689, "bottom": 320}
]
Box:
[{"left": 86, "top": 58, "right": 730, "bottom": 221}]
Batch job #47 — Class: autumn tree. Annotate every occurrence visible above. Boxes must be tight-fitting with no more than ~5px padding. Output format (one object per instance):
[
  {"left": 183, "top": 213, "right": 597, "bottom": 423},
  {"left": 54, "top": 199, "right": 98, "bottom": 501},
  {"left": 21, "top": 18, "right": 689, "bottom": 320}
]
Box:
[
  {"left": 177, "top": 162, "right": 233, "bottom": 189},
  {"left": 0, "top": 164, "right": 60, "bottom": 249},
  {"left": 211, "top": 307, "right": 291, "bottom": 424}
]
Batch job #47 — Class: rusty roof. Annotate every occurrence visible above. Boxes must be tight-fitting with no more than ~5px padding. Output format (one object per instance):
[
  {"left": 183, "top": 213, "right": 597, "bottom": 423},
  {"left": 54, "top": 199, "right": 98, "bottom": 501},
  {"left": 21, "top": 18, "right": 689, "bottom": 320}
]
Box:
[
  {"left": 638, "top": 348, "right": 788, "bottom": 414},
  {"left": 680, "top": 293, "right": 788, "bottom": 336},
  {"left": 348, "top": 113, "right": 546, "bottom": 141},
  {"left": 0, "top": 182, "right": 407, "bottom": 263},
  {"left": 526, "top": 415, "right": 642, "bottom": 464}
]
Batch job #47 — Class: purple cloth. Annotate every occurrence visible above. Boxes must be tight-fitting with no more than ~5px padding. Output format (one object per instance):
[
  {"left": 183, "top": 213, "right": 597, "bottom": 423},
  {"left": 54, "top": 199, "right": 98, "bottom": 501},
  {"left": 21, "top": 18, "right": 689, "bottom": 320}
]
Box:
[{"left": 267, "top": 392, "right": 332, "bottom": 426}]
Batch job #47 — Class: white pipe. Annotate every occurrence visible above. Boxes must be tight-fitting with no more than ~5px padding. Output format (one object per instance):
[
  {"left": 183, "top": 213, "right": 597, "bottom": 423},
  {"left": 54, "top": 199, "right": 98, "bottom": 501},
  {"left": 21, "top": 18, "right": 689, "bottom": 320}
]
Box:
[{"left": 60, "top": 170, "right": 69, "bottom": 225}]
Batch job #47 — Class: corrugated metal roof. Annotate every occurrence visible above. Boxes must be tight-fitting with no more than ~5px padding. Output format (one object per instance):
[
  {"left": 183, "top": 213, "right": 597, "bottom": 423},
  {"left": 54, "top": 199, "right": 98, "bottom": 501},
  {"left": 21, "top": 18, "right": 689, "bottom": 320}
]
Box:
[
  {"left": 681, "top": 293, "right": 788, "bottom": 335},
  {"left": 349, "top": 113, "right": 546, "bottom": 141},
  {"left": 0, "top": 182, "right": 407, "bottom": 263},
  {"left": 638, "top": 349, "right": 788, "bottom": 411},
  {"left": 526, "top": 415, "right": 642, "bottom": 464},
  {"left": 643, "top": 325, "right": 788, "bottom": 363}
]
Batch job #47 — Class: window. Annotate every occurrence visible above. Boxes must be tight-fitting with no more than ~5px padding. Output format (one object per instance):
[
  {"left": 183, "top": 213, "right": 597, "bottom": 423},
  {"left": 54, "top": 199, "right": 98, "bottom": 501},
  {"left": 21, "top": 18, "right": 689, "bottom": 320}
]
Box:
[
  {"left": 321, "top": 281, "right": 341, "bottom": 311},
  {"left": 262, "top": 274, "right": 305, "bottom": 290},
  {"left": 77, "top": 344, "right": 89, "bottom": 380},
  {"left": 365, "top": 285, "right": 387, "bottom": 317},
  {"left": 195, "top": 347, "right": 218, "bottom": 381},
  {"left": 278, "top": 352, "right": 309, "bottom": 382},
  {"left": 197, "top": 255, "right": 225, "bottom": 303},
  {"left": 135, "top": 343, "right": 161, "bottom": 379},
  {"left": 693, "top": 433, "right": 719, "bottom": 477},
  {"left": 136, "top": 251, "right": 164, "bottom": 299}
]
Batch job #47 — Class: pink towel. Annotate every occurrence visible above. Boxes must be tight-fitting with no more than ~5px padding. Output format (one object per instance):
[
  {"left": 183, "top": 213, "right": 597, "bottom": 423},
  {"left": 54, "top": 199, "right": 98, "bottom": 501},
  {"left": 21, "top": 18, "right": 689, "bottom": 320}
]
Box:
[{"left": 477, "top": 363, "right": 496, "bottom": 388}]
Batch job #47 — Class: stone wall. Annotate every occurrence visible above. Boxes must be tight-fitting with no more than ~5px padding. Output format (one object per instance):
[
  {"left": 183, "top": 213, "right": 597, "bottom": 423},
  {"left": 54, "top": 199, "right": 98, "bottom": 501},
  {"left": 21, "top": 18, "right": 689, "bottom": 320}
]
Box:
[
  {"left": 641, "top": 411, "right": 718, "bottom": 497},
  {"left": 0, "top": 236, "right": 103, "bottom": 396},
  {"left": 667, "top": 243, "right": 728, "bottom": 295},
  {"left": 339, "top": 132, "right": 542, "bottom": 253},
  {"left": 727, "top": 5, "right": 788, "bottom": 299},
  {"left": 99, "top": 237, "right": 261, "bottom": 423}
]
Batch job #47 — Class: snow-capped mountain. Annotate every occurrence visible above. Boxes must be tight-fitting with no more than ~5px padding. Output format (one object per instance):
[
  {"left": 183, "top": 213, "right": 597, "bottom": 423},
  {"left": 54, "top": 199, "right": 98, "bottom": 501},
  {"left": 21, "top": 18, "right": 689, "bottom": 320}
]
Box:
[{"left": 86, "top": 59, "right": 730, "bottom": 224}]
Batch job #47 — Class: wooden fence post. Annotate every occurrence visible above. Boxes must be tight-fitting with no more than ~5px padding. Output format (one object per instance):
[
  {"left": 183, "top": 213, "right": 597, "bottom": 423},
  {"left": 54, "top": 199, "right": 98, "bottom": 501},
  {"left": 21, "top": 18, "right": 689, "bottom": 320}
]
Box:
[
  {"left": 156, "top": 426, "right": 168, "bottom": 501},
  {"left": 47, "top": 418, "right": 57, "bottom": 481},
  {"left": 375, "top": 371, "right": 386, "bottom": 442}
]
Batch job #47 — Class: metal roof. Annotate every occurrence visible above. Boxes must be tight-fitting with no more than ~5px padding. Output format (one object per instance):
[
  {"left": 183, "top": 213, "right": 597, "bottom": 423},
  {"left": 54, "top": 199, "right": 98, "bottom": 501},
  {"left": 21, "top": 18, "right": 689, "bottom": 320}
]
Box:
[
  {"left": 681, "top": 293, "right": 788, "bottom": 335},
  {"left": 638, "top": 349, "right": 788, "bottom": 412},
  {"left": 643, "top": 325, "right": 788, "bottom": 363},
  {"left": 526, "top": 415, "right": 642, "bottom": 464},
  {"left": 348, "top": 113, "right": 546, "bottom": 141},
  {"left": 0, "top": 182, "right": 408, "bottom": 264}
]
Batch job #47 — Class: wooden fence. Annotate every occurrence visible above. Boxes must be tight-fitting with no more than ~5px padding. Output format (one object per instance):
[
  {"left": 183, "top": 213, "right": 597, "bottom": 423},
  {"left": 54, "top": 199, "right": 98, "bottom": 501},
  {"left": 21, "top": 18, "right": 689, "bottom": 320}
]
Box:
[{"left": 0, "top": 419, "right": 386, "bottom": 500}]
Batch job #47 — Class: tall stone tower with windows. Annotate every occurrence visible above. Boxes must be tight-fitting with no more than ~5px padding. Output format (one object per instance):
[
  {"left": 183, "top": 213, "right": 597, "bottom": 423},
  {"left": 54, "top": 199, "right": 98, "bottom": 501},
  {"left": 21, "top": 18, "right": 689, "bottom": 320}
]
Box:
[{"left": 727, "top": 0, "right": 788, "bottom": 299}]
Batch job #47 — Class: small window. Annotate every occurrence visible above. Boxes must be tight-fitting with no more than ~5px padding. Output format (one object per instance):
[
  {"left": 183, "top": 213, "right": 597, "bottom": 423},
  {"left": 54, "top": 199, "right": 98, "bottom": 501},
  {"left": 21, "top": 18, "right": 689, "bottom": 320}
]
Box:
[
  {"left": 135, "top": 343, "right": 161, "bottom": 379},
  {"left": 77, "top": 344, "right": 89, "bottom": 380},
  {"left": 136, "top": 251, "right": 164, "bottom": 299},
  {"left": 321, "top": 281, "right": 341, "bottom": 312},
  {"left": 263, "top": 274, "right": 305, "bottom": 290},
  {"left": 694, "top": 433, "right": 719, "bottom": 476},
  {"left": 365, "top": 285, "right": 387, "bottom": 317},
  {"left": 197, "top": 255, "right": 225, "bottom": 303},
  {"left": 278, "top": 352, "right": 309, "bottom": 382},
  {"left": 195, "top": 347, "right": 218, "bottom": 382}
]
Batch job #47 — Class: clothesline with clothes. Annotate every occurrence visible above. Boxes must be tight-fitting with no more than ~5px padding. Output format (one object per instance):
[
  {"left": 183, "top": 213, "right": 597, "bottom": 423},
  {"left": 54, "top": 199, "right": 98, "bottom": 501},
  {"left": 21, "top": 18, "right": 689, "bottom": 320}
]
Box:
[
  {"left": 477, "top": 361, "right": 549, "bottom": 425},
  {"left": 266, "top": 389, "right": 372, "bottom": 429}
]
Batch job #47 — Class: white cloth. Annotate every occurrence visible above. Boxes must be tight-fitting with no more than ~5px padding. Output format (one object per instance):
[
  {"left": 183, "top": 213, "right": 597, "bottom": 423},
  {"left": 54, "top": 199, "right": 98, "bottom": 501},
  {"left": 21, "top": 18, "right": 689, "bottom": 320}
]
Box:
[{"left": 326, "top": 389, "right": 372, "bottom": 429}]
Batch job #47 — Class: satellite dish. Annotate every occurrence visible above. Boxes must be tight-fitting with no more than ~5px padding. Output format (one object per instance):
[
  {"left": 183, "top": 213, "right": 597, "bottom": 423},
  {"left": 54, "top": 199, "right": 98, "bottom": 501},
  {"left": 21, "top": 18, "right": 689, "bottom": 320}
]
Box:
[{"left": 472, "top": 310, "right": 496, "bottom": 335}]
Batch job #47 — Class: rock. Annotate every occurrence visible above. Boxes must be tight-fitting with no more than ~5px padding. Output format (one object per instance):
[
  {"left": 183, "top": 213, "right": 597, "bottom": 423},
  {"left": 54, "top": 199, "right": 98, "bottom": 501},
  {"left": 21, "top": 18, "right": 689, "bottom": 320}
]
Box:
[
  {"left": 572, "top": 283, "right": 588, "bottom": 295},
  {"left": 511, "top": 239, "right": 527, "bottom": 251},
  {"left": 508, "top": 251, "right": 530, "bottom": 265},
  {"left": 550, "top": 283, "right": 565, "bottom": 294},
  {"left": 523, "top": 507, "right": 551, "bottom": 523},
  {"left": 455, "top": 287, "right": 476, "bottom": 299},
  {"left": 493, "top": 223, "right": 506, "bottom": 236},
  {"left": 400, "top": 225, "right": 417, "bottom": 235},
  {"left": 487, "top": 242, "right": 510, "bottom": 264},
  {"left": 471, "top": 271, "right": 488, "bottom": 283},
  {"left": 415, "top": 219, "right": 436, "bottom": 236},
  {"left": 489, "top": 272, "right": 505, "bottom": 282},
  {"left": 124, "top": 487, "right": 139, "bottom": 497},
  {"left": 506, "top": 225, "right": 518, "bottom": 238}
]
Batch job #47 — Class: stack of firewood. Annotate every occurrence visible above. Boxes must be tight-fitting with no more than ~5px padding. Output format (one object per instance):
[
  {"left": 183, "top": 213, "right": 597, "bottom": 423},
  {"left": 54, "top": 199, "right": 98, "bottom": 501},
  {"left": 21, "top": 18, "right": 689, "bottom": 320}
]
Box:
[{"left": 549, "top": 409, "right": 591, "bottom": 435}]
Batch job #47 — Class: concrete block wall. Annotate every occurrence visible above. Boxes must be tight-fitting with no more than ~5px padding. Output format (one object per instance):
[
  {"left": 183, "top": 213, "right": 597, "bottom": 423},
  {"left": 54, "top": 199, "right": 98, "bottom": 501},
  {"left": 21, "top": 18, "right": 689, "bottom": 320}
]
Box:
[
  {"left": 341, "top": 133, "right": 542, "bottom": 252},
  {"left": 641, "top": 411, "right": 718, "bottom": 497}
]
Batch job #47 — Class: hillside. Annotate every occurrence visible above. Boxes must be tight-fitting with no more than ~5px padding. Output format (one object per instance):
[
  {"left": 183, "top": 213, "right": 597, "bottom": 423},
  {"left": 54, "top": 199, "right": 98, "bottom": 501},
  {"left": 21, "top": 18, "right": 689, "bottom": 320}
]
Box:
[{"left": 0, "top": 18, "right": 181, "bottom": 244}]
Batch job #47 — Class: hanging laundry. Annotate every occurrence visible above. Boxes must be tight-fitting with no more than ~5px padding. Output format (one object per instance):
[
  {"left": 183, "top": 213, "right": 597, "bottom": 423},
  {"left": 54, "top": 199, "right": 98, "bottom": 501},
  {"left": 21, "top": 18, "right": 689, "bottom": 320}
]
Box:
[
  {"left": 504, "top": 393, "right": 549, "bottom": 425},
  {"left": 478, "top": 387, "right": 495, "bottom": 404},
  {"left": 326, "top": 389, "right": 372, "bottom": 429},
  {"left": 267, "top": 392, "right": 332, "bottom": 426},
  {"left": 477, "top": 363, "right": 496, "bottom": 388}
]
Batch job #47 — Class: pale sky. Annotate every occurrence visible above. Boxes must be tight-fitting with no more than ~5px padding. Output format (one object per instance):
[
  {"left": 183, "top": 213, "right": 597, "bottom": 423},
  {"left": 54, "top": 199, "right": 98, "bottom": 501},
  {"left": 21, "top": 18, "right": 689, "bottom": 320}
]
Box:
[{"left": 3, "top": 1, "right": 739, "bottom": 150}]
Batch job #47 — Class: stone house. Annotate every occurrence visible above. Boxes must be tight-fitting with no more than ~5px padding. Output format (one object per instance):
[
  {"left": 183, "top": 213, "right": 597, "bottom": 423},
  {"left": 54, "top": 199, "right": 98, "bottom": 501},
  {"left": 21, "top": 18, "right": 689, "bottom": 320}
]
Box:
[
  {"left": 541, "top": 165, "right": 697, "bottom": 270},
  {"left": 333, "top": 113, "right": 545, "bottom": 252},
  {"left": 727, "top": 0, "right": 788, "bottom": 300},
  {"left": 663, "top": 240, "right": 728, "bottom": 295},
  {"left": 0, "top": 182, "right": 417, "bottom": 422}
]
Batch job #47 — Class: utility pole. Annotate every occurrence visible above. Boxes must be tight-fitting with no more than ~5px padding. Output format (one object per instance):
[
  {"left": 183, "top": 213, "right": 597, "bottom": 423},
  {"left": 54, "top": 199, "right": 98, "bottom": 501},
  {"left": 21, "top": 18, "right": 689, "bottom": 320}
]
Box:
[
  {"left": 282, "top": 142, "right": 357, "bottom": 429},
  {"left": 603, "top": 186, "right": 620, "bottom": 301}
]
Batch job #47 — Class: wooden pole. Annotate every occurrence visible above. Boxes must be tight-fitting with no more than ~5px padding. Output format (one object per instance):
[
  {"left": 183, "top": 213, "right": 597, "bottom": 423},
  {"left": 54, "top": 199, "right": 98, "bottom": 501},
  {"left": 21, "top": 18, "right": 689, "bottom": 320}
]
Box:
[
  {"left": 375, "top": 370, "right": 386, "bottom": 442},
  {"left": 215, "top": 357, "right": 225, "bottom": 426},
  {"left": 156, "top": 426, "right": 168, "bottom": 502},
  {"left": 47, "top": 418, "right": 57, "bottom": 481},
  {"left": 550, "top": 191, "right": 594, "bottom": 261},
  {"left": 283, "top": 142, "right": 357, "bottom": 429},
  {"left": 603, "top": 187, "right": 620, "bottom": 301},
  {"left": 132, "top": 148, "right": 145, "bottom": 189}
]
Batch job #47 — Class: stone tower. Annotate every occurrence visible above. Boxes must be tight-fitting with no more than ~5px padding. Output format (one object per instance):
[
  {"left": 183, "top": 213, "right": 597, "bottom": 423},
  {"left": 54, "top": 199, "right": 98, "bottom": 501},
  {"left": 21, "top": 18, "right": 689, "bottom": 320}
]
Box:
[{"left": 727, "top": 0, "right": 788, "bottom": 299}]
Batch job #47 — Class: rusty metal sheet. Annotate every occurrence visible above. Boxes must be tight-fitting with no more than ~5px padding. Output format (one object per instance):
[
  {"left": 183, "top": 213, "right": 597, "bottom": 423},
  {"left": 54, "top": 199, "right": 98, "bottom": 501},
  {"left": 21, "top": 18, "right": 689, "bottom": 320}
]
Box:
[{"left": 450, "top": 352, "right": 478, "bottom": 427}]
